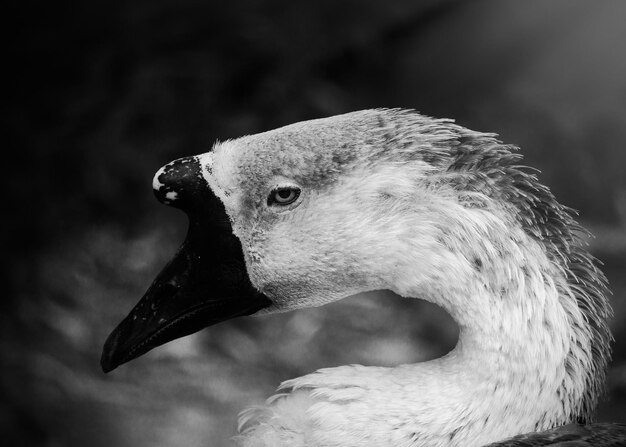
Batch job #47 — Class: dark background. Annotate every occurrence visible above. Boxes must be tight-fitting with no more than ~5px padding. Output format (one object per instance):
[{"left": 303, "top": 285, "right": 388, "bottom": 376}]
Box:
[{"left": 3, "top": 1, "right": 626, "bottom": 446}]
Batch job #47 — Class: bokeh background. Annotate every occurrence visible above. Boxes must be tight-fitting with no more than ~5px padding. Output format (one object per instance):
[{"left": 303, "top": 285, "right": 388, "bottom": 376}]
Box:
[{"left": 3, "top": 0, "right": 626, "bottom": 446}]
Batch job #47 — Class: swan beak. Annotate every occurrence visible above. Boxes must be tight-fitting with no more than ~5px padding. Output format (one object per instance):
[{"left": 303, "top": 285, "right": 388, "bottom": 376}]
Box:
[{"left": 101, "top": 156, "right": 272, "bottom": 373}]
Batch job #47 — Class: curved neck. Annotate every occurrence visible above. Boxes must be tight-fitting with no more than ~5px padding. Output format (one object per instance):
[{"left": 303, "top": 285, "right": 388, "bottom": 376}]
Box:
[
  {"left": 378, "top": 206, "right": 592, "bottom": 445},
  {"left": 274, "top": 202, "right": 599, "bottom": 447}
]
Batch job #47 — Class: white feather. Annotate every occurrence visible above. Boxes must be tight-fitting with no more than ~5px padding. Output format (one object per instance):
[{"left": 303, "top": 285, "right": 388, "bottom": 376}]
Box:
[{"left": 195, "top": 109, "right": 612, "bottom": 446}]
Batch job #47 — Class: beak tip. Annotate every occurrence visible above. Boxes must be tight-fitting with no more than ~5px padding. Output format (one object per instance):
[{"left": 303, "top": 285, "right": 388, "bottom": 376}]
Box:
[
  {"left": 101, "top": 328, "right": 123, "bottom": 373},
  {"left": 100, "top": 359, "right": 116, "bottom": 374},
  {"left": 100, "top": 351, "right": 117, "bottom": 373}
]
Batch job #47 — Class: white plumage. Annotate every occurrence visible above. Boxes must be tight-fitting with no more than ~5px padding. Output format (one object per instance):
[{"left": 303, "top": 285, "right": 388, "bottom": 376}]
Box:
[{"left": 104, "top": 109, "right": 625, "bottom": 446}]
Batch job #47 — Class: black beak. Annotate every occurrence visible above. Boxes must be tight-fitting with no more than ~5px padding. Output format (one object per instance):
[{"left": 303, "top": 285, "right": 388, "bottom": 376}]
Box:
[{"left": 101, "top": 156, "right": 271, "bottom": 373}]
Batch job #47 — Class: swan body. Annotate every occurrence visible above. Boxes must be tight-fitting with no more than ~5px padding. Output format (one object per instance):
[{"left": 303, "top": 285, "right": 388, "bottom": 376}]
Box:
[{"left": 101, "top": 109, "right": 625, "bottom": 446}]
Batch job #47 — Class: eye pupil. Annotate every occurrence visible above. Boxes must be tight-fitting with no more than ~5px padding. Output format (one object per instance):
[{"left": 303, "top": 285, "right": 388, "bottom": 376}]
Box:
[{"left": 269, "top": 187, "right": 301, "bottom": 206}]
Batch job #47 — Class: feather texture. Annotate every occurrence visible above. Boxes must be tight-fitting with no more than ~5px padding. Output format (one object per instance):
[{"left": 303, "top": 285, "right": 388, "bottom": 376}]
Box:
[
  {"left": 485, "top": 423, "right": 626, "bottom": 446},
  {"left": 191, "top": 109, "right": 621, "bottom": 446}
]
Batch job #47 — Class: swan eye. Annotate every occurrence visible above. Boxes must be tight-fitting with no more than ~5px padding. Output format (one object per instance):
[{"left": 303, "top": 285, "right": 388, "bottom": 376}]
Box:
[{"left": 268, "top": 187, "right": 301, "bottom": 206}]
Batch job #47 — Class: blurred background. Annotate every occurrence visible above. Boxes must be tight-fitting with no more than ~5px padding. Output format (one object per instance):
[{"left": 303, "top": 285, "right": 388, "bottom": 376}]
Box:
[{"left": 3, "top": 0, "right": 626, "bottom": 445}]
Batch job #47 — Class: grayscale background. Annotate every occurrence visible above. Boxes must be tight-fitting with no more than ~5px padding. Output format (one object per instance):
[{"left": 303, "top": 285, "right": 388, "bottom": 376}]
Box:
[{"left": 3, "top": 0, "right": 626, "bottom": 446}]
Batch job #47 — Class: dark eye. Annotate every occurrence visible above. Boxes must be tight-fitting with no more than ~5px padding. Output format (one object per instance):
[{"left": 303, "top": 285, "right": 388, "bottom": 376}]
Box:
[{"left": 268, "top": 187, "right": 301, "bottom": 206}]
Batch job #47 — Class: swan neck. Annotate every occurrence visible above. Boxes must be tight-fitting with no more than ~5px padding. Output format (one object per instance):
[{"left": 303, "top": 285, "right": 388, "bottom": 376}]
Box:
[{"left": 385, "top": 216, "right": 593, "bottom": 438}]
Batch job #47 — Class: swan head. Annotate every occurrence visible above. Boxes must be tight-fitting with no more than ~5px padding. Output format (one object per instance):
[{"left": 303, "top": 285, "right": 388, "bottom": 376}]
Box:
[
  {"left": 198, "top": 110, "right": 451, "bottom": 312},
  {"left": 101, "top": 109, "right": 462, "bottom": 371},
  {"left": 101, "top": 107, "right": 611, "bottom": 424}
]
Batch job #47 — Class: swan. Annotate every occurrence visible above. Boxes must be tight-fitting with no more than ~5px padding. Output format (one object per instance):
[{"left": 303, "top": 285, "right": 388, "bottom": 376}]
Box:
[{"left": 101, "top": 109, "right": 626, "bottom": 446}]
